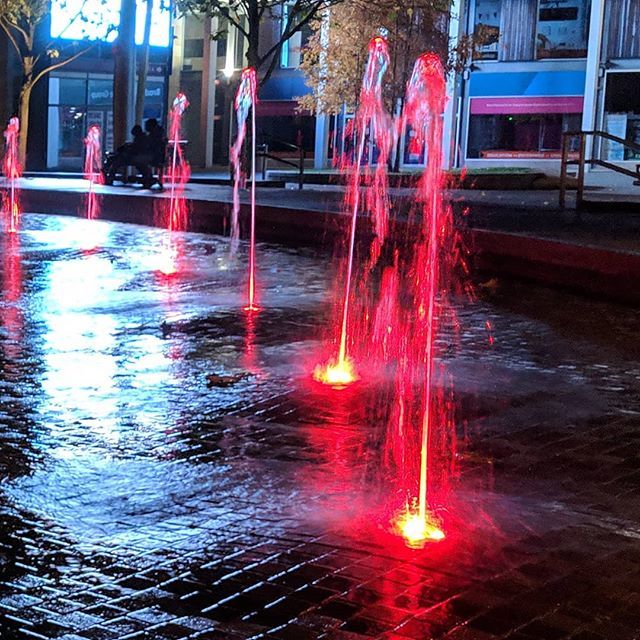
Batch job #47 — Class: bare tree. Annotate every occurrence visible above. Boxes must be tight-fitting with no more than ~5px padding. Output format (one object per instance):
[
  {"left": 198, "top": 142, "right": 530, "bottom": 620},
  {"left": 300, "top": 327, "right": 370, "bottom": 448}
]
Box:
[{"left": 175, "top": 0, "right": 344, "bottom": 85}]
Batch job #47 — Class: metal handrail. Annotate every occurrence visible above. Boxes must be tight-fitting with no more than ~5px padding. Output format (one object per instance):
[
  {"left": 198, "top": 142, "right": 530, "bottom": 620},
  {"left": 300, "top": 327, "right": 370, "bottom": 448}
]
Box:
[
  {"left": 560, "top": 130, "right": 640, "bottom": 209},
  {"left": 257, "top": 142, "right": 305, "bottom": 189}
]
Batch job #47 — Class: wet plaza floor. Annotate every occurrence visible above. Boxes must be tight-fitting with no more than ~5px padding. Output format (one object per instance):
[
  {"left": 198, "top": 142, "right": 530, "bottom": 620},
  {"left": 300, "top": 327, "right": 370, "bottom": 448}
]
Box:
[{"left": 0, "top": 214, "right": 639, "bottom": 640}]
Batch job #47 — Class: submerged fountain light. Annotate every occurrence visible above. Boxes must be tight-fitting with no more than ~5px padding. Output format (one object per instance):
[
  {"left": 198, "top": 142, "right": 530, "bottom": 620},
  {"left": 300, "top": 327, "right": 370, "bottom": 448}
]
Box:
[
  {"left": 394, "top": 501, "right": 445, "bottom": 549},
  {"left": 312, "top": 356, "right": 358, "bottom": 388}
]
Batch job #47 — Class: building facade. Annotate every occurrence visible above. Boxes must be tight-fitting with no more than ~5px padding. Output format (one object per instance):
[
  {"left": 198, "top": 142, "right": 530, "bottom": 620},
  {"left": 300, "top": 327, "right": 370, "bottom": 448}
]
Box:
[
  {"left": 170, "top": 7, "right": 315, "bottom": 168},
  {"left": 449, "top": 0, "right": 640, "bottom": 171},
  {"left": 25, "top": 0, "right": 173, "bottom": 171}
]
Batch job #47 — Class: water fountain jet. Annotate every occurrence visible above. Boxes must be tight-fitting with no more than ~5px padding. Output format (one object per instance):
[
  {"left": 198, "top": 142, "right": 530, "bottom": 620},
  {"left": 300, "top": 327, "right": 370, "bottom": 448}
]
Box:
[
  {"left": 83, "top": 124, "right": 103, "bottom": 220},
  {"left": 157, "top": 93, "right": 190, "bottom": 275},
  {"left": 389, "top": 52, "right": 449, "bottom": 548},
  {"left": 230, "top": 67, "right": 259, "bottom": 313},
  {"left": 314, "top": 36, "right": 391, "bottom": 387},
  {"left": 167, "top": 92, "right": 190, "bottom": 232},
  {"left": 2, "top": 117, "right": 21, "bottom": 233}
]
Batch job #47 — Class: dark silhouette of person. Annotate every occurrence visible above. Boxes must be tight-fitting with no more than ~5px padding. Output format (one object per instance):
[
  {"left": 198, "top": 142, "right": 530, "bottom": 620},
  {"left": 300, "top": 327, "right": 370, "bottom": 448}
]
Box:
[
  {"left": 129, "top": 119, "right": 167, "bottom": 188},
  {"left": 128, "top": 125, "right": 146, "bottom": 157},
  {"left": 145, "top": 118, "right": 167, "bottom": 168},
  {"left": 107, "top": 124, "right": 147, "bottom": 184}
]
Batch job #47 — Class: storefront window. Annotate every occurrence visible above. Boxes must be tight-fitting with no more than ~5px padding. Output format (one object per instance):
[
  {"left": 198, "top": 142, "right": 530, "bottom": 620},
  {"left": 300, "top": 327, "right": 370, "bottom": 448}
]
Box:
[
  {"left": 88, "top": 79, "right": 113, "bottom": 106},
  {"left": 467, "top": 111, "right": 582, "bottom": 159},
  {"left": 603, "top": 72, "right": 640, "bottom": 161},
  {"left": 473, "top": 0, "right": 502, "bottom": 60},
  {"left": 537, "top": 0, "right": 590, "bottom": 59},
  {"left": 49, "top": 76, "right": 87, "bottom": 106},
  {"left": 473, "top": 0, "right": 590, "bottom": 61},
  {"left": 47, "top": 73, "right": 166, "bottom": 169},
  {"left": 280, "top": 4, "right": 312, "bottom": 68},
  {"left": 606, "top": 0, "right": 640, "bottom": 59},
  {"left": 47, "top": 106, "right": 86, "bottom": 169}
]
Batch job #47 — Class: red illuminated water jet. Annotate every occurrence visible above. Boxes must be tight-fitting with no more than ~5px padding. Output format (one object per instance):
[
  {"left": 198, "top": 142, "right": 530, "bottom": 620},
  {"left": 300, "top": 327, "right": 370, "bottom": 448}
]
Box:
[
  {"left": 314, "top": 36, "right": 391, "bottom": 387},
  {"left": 167, "top": 92, "right": 190, "bottom": 233},
  {"left": 1, "top": 232, "right": 23, "bottom": 373},
  {"left": 388, "top": 53, "right": 450, "bottom": 548},
  {"left": 156, "top": 93, "right": 190, "bottom": 275},
  {"left": 83, "top": 124, "right": 103, "bottom": 220},
  {"left": 230, "top": 68, "right": 260, "bottom": 313},
  {"left": 2, "top": 117, "right": 22, "bottom": 233}
]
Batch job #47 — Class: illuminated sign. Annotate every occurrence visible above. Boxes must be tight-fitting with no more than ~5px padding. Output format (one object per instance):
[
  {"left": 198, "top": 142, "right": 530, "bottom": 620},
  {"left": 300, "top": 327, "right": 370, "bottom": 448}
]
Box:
[{"left": 50, "top": 0, "right": 171, "bottom": 47}]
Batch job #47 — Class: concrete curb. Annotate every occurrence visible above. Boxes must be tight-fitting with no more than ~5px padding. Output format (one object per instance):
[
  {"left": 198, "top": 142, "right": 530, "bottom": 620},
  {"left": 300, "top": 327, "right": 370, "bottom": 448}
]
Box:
[{"left": 19, "top": 186, "right": 640, "bottom": 304}]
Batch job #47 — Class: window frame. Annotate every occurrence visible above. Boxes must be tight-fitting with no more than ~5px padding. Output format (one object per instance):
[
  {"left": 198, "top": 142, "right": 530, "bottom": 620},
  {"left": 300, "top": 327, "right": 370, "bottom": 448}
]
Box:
[{"left": 470, "top": 0, "right": 591, "bottom": 63}]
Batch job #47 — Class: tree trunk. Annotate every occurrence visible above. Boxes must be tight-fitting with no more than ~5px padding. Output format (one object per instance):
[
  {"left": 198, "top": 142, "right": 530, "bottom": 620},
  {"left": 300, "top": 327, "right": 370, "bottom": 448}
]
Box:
[
  {"left": 134, "top": 0, "right": 154, "bottom": 126},
  {"left": 245, "top": 1, "right": 260, "bottom": 70},
  {"left": 113, "top": 0, "right": 137, "bottom": 148},
  {"left": 18, "top": 82, "right": 32, "bottom": 169}
]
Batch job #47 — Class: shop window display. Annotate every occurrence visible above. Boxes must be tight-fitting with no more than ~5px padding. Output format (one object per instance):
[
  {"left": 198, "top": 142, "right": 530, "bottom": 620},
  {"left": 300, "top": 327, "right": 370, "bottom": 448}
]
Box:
[{"left": 467, "top": 112, "right": 582, "bottom": 159}]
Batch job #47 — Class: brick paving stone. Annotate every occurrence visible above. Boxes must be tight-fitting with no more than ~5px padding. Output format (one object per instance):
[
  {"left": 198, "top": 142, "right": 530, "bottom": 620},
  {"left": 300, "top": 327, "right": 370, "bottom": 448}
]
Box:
[{"left": 1, "top": 215, "right": 640, "bottom": 639}]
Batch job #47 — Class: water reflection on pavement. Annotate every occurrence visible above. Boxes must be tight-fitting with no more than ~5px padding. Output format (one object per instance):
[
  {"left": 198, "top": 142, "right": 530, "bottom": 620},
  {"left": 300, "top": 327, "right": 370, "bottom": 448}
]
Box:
[{"left": 0, "top": 213, "right": 639, "bottom": 640}]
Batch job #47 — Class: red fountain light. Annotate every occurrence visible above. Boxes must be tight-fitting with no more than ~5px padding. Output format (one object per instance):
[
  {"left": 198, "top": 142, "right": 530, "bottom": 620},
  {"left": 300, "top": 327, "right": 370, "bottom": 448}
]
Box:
[
  {"left": 83, "top": 124, "right": 103, "bottom": 221},
  {"left": 314, "top": 36, "right": 391, "bottom": 387},
  {"left": 394, "top": 500, "right": 445, "bottom": 549},
  {"left": 312, "top": 356, "right": 359, "bottom": 388},
  {"left": 2, "top": 117, "right": 22, "bottom": 233},
  {"left": 231, "top": 68, "right": 260, "bottom": 313}
]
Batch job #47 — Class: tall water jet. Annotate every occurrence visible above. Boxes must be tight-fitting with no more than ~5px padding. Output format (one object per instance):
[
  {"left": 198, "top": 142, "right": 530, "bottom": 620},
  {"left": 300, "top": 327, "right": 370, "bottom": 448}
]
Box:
[
  {"left": 156, "top": 93, "right": 190, "bottom": 276},
  {"left": 167, "top": 92, "right": 190, "bottom": 232},
  {"left": 230, "top": 67, "right": 259, "bottom": 312},
  {"left": 2, "top": 117, "right": 22, "bottom": 233},
  {"left": 314, "top": 36, "right": 391, "bottom": 387},
  {"left": 391, "top": 53, "right": 449, "bottom": 548},
  {"left": 83, "top": 124, "right": 103, "bottom": 220},
  {"left": 1, "top": 231, "right": 23, "bottom": 372}
]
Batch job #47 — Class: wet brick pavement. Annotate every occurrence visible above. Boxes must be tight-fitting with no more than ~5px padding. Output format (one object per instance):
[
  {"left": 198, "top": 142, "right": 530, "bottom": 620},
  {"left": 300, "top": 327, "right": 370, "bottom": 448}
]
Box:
[{"left": 0, "top": 214, "right": 639, "bottom": 640}]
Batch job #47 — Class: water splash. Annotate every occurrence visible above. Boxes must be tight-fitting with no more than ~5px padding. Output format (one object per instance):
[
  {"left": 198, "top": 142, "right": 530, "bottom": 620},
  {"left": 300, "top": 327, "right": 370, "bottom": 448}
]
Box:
[
  {"left": 2, "top": 117, "right": 22, "bottom": 233},
  {"left": 83, "top": 124, "right": 103, "bottom": 220},
  {"left": 314, "top": 36, "right": 391, "bottom": 386},
  {"left": 167, "top": 92, "right": 190, "bottom": 233},
  {"left": 230, "top": 68, "right": 259, "bottom": 312}
]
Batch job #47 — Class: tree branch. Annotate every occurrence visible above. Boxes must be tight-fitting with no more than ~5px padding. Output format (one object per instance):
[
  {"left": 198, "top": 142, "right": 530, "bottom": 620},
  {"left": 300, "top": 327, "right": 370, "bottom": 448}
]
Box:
[
  {"left": 41, "top": 0, "right": 94, "bottom": 53},
  {"left": 31, "top": 42, "right": 97, "bottom": 88},
  {"left": 0, "top": 19, "right": 22, "bottom": 58},
  {"left": 3, "top": 16, "right": 30, "bottom": 46},
  {"left": 219, "top": 5, "right": 249, "bottom": 38}
]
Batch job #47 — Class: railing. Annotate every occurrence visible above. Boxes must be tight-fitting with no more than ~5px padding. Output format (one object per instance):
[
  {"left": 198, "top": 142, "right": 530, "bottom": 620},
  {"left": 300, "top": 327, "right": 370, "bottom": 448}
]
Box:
[
  {"left": 257, "top": 137, "right": 305, "bottom": 189},
  {"left": 560, "top": 130, "right": 640, "bottom": 209}
]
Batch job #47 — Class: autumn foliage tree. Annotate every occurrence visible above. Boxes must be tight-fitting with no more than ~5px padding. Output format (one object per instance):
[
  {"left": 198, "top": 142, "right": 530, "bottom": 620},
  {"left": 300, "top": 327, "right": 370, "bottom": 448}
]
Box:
[
  {"left": 299, "top": 0, "right": 453, "bottom": 116},
  {"left": 0, "top": 0, "right": 112, "bottom": 165}
]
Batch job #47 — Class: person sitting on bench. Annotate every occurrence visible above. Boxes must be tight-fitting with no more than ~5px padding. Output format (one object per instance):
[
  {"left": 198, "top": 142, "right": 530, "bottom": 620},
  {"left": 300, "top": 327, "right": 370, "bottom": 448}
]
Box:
[
  {"left": 128, "top": 119, "right": 167, "bottom": 189},
  {"left": 105, "top": 125, "right": 147, "bottom": 184}
]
